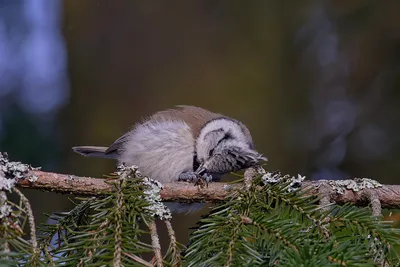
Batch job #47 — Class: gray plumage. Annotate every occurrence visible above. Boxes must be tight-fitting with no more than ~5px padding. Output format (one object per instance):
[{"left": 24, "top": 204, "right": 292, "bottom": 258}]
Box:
[{"left": 73, "top": 105, "right": 266, "bottom": 184}]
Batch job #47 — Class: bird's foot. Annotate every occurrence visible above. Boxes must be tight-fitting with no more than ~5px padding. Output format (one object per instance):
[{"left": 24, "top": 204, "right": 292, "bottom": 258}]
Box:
[
  {"left": 201, "top": 173, "right": 212, "bottom": 183},
  {"left": 178, "top": 172, "right": 199, "bottom": 182},
  {"left": 178, "top": 172, "right": 212, "bottom": 187}
]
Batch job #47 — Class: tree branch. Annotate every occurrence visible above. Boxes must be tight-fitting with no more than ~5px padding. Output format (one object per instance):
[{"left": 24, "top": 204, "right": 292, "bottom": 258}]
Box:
[{"left": 14, "top": 170, "right": 400, "bottom": 209}]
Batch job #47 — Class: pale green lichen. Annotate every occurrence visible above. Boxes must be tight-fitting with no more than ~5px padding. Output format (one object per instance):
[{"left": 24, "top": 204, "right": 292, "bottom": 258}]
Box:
[
  {"left": 0, "top": 152, "right": 39, "bottom": 191},
  {"left": 260, "top": 168, "right": 305, "bottom": 192},
  {"left": 116, "top": 164, "right": 172, "bottom": 220},
  {"left": 321, "top": 178, "right": 382, "bottom": 194},
  {"left": 223, "top": 184, "right": 233, "bottom": 191},
  {"left": 254, "top": 166, "right": 381, "bottom": 195},
  {"left": 142, "top": 177, "right": 172, "bottom": 220},
  {"left": 0, "top": 192, "right": 12, "bottom": 219}
]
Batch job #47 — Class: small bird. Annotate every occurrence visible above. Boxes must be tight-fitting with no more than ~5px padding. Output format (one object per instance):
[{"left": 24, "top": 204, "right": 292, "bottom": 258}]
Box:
[{"left": 73, "top": 105, "right": 266, "bottom": 184}]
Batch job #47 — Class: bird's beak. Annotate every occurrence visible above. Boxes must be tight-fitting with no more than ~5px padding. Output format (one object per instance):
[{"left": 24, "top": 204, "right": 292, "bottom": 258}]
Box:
[{"left": 195, "top": 165, "right": 207, "bottom": 175}]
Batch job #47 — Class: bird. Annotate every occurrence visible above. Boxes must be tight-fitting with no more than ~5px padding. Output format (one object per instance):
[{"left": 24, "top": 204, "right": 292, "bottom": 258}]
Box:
[{"left": 72, "top": 105, "right": 266, "bottom": 185}]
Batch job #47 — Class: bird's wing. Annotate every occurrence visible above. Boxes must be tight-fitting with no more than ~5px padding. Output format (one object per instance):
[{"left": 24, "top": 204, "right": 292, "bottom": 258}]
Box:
[
  {"left": 105, "top": 131, "right": 131, "bottom": 155},
  {"left": 150, "top": 105, "right": 222, "bottom": 138}
]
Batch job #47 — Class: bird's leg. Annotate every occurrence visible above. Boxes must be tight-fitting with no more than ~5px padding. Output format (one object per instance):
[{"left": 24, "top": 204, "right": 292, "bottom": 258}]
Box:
[{"left": 178, "top": 171, "right": 213, "bottom": 186}]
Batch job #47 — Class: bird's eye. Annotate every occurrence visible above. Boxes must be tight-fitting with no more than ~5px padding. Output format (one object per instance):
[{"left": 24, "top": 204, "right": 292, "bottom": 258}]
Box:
[{"left": 209, "top": 148, "right": 214, "bottom": 157}]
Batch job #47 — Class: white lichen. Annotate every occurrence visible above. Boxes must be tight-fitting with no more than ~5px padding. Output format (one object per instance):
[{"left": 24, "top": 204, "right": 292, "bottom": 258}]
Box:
[
  {"left": 0, "top": 176, "right": 17, "bottom": 192},
  {"left": 116, "top": 164, "right": 172, "bottom": 220},
  {"left": 142, "top": 177, "right": 172, "bottom": 220},
  {"left": 0, "top": 152, "right": 39, "bottom": 191},
  {"left": 0, "top": 192, "right": 11, "bottom": 219},
  {"left": 27, "top": 174, "right": 38, "bottom": 183},
  {"left": 320, "top": 178, "right": 383, "bottom": 194},
  {"left": 223, "top": 184, "right": 234, "bottom": 191},
  {"left": 260, "top": 168, "right": 306, "bottom": 192},
  {"left": 0, "top": 203, "right": 12, "bottom": 220}
]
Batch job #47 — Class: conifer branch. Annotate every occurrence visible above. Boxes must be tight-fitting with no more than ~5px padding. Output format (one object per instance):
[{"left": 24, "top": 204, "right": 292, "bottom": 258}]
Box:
[
  {"left": 1, "top": 152, "right": 399, "bottom": 266},
  {"left": 112, "top": 174, "right": 125, "bottom": 267},
  {"left": 148, "top": 221, "right": 163, "bottom": 267},
  {"left": 13, "top": 188, "right": 38, "bottom": 260},
  {"left": 365, "top": 190, "right": 382, "bottom": 216},
  {"left": 164, "top": 220, "right": 181, "bottom": 266},
  {"left": 123, "top": 252, "right": 153, "bottom": 267},
  {"left": 15, "top": 170, "right": 400, "bottom": 209},
  {"left": 0, "top": 191, "right": 10, "bottom": 259}
]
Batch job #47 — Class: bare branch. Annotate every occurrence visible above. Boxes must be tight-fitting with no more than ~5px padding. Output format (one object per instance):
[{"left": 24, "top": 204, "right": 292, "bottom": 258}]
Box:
[{"left": 14, "top": 170, "right": 400, "bottom": 209}]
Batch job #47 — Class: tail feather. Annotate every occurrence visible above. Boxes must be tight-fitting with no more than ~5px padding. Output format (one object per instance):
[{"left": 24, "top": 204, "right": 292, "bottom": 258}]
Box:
[{"left": 72, "top": 146, "right": 117, "bottom": 159}]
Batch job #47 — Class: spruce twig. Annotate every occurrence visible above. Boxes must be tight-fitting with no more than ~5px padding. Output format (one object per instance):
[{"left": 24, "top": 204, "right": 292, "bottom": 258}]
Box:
[
  {"left": 0, "top": 153, "right": 399, "bottom": 266},
  {"left": 149, "top": 221, "right": 163, "bottom": 267},
  {"left": 13, "top": 188, "right": 39, "bottom": 263},
  {"left": 365, "top": 190, "right": 382, "bottom": 216},
  {"left": 165, "top": 220, "right": 181, "bottom": 266}
]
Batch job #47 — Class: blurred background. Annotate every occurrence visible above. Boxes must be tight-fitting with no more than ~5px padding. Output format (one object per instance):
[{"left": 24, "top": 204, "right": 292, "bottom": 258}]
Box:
[{"left": 1, "top": 0, "right": 400, "bottom": 244}]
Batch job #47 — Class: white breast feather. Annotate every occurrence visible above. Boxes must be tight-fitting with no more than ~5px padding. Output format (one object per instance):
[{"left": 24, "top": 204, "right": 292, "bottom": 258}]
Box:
[{"left": 118, "top": 120, "right": 195, "bottom": 183}]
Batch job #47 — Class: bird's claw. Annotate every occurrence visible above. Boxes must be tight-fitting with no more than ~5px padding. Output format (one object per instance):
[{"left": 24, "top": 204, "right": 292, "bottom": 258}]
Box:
[
  {"left": 203, "top": 173, "right": 212, "bottom": 183},
  {"left": 194, "top": 173, "right": 212, "bottom": 188},
  {"left": 179, "top": 171, "right": 213, "bottom": 188}
]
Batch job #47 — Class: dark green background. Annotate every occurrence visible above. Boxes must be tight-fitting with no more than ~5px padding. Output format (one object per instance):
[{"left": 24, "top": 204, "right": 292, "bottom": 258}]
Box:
[{"left": 1, "top": 1, "right": 400, "bottom": 244}]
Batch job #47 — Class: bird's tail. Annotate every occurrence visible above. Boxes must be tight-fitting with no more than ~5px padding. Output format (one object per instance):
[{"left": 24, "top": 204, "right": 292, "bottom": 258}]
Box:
[{"left": 72, "top": 146, "right": 117, "bottom": 159}]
